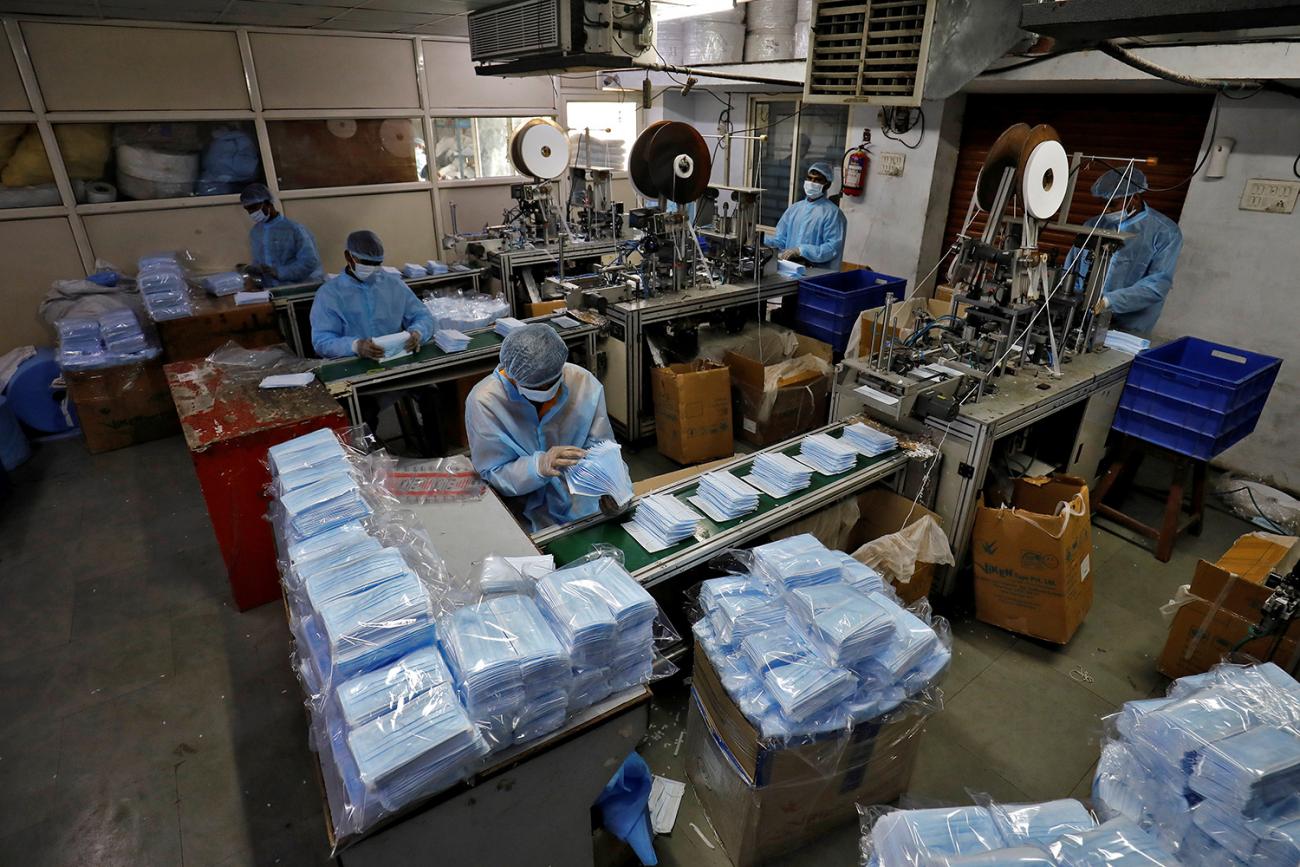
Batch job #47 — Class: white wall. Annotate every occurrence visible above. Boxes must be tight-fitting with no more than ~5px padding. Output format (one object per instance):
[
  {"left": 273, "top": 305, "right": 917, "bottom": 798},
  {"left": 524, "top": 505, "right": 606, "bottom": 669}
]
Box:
[
  {"left": 661, "top": 91, "right": 750, "bottom": 188},
  {"left": 1152, "top": 91, "right": 1300, "bottom": 491}
]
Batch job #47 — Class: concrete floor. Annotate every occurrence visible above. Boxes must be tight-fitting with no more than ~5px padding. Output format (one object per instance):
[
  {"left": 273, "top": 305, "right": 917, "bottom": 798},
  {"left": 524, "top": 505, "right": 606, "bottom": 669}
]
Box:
[{"left": 0, "top": 434, "right": 1261, "bottom": 866}]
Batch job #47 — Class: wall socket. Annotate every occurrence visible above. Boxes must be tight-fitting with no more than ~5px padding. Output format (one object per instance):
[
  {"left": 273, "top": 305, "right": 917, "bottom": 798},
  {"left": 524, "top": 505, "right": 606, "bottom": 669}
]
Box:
[
  {"left": 1239, "top": 178, "right": 1300, "bottom": 214},
  {"left": 878, "top": 152, "right": 906, "bottom": 177}
]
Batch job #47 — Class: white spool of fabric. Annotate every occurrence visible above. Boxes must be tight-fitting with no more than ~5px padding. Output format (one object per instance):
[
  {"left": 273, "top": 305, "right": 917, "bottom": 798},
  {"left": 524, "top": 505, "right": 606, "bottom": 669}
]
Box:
[
  {"left": 745, "top": 0, "right": 798, "bottom": 31},
  {"left": 745, "top": 31, "right": 794, "bottom": 62},
  {"left": 85, "top": 181, "right": 117, "bottom": 203},
  {"left": 683, "top": 20, "right": 745, "bottom": 65},
  {"left": 116, "top": 143, "right": 200, "bottom": 184}
]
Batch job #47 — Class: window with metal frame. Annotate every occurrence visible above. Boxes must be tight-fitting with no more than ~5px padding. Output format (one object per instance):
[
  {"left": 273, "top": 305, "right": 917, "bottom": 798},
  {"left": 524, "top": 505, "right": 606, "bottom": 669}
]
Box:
[
  {"left": 432, "top": 115, "right": 553, "bottom": 181},
  {"left": 747, "top": 96, "right": 850, "bottom": 229}
]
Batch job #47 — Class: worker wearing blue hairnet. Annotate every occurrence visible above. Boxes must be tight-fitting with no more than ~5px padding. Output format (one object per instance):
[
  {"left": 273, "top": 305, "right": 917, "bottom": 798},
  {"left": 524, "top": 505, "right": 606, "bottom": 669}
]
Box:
[
  {"left": 309, "top": 230, "right": 435, "bottom": 358},
  {"left": 240, "top": 183, "right": 325, "bottom": 287},
  {"left": 762, "top": 162, "right": 847, "bottom": 271},
  {"left": 466, "top": 323, "right": 618, "bottom": 531},
  {"left": 1080, "top": 167, "right": 1183, "bottom": 335}
]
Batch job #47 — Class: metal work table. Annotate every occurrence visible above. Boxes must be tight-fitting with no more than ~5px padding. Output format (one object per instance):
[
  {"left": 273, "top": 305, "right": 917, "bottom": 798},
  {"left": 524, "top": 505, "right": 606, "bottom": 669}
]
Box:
[
  {"left": 605, "top": 268, "right": 830, "bottom": 440},
  {"left": 406, "top": 488, "right": 538, "bottom": 579},
  {"left": 534, "top": 418, "right": 913, "bottom": 588},
  {"left": 315, "top": 314, "right": 599, "bottom": 424},
  {"left": 269, "top": 268, "right": 486, "bottom": 356}
]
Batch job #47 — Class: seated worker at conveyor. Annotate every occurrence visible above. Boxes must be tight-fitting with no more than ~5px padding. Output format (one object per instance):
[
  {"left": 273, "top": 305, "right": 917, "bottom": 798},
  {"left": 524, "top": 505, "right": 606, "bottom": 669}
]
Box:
[
  {"left": 310, "top": 229, "right": 440, "bottom": 451},
  {"left": 762, "top": 161, "right": 848, "bottom": 271},
  {"left": 240, "top": 182, "right": 326, "bottom": 287},
  {"left": 466, "top": 323, "right": 622, "bottom": 532}
]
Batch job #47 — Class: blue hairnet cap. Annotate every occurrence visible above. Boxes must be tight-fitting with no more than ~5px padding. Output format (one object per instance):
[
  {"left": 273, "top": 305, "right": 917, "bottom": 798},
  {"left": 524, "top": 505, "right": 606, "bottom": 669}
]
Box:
[
  {"left": 501, "top": 323, "right": 568, "bottom": 389},
  {"left": 808, "top": 161, "right": 835, "bottom": 183},
  {"left": 346, "top": 230, "right": 385, "bottom": 263},
  {"left": 1091, "top": 167, "right": 1148, "bottom": 200},
  {"left": 240, "top": 182, "right": 272, "bottom": 207}
]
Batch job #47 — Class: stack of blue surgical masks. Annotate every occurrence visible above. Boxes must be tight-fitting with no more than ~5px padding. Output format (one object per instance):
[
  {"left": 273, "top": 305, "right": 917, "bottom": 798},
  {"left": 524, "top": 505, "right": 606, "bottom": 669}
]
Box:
[
  {"left": 137, "top": 253, "right": 194, "bottom": 320},
  {"left": 564, "top": 440, "right": 634, "bottom": 507},
  {"left": 311, "top": 566, "right": 436, "bottom": 683},
  {"left": 693, "top": 471, "right": 760, "bottom": 522},
  {"left": 751, "top": 534, "right": 842, "bottom": 591},
  {"left": 424, "top": 293, "right": 510, "bottom": 333},
  {"left": 863, "top": 801, "right": 1107, "bottom": 867},
  {"left": 201, "top": 271, "right": 244, "bottom": 296},
  {"left": 268, "top": 428, "right": 346, "bottom": 476},
  {"left": 56, "top": 317, "right": 104, "bottom": 368},
  {"left": 626, "top": 494, "right": 701, "bottom": 549},
  {"left": 1051, "top": 817, "right": 1178, "bottom": 866},
  {"left": 275, "top": 452, "right": 355, "bottom": 497},
  {"left": 836, "top": 553, "right": 887, "bottom": 595},
  {"left": 98, "top": 309, "right": 151, "bottom": 355},
  {"left": 843, "top": 422, "right": 898, "bottom": 456},
  {"left": 280, "top": 473, "right": 373, "bottom": 543},
  {"left": 494, "top": 316, "right": 526, "bottom": 337},
  {"left": 425, "top": 260, "right": 449, "bottom": 275},
  {"left": 401, "top": 263, "right": 429, "bottom": 279},
  {"left": 334, "top": 646, "right": 454, "bottom": 729},
  {"left": 434, "top": 329, "right": 470, "bottom": 353},
  {"left": 55, "top": 310, "right": 158, "bottom": 370},
  {"left": 1093, "top": 662, "right": 1300, "bottom": 865},
  {"left": 1104, "top": 331, "right": 1151, "bottom": 354},
  {"left": 798, "top": 433, "right": 859, "bottom": 474},
  {"left": 785, "top": 583, "right": 895, "bottom": 667},
  {"left": 746, "top": 452, "right": 813, "bottom": 497}
]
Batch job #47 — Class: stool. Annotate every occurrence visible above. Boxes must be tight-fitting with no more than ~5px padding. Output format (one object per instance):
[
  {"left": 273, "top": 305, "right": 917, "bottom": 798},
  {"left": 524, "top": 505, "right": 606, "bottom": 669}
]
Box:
[{"left": 1094, "top": 434, "right": 1207, "bottom": 562}]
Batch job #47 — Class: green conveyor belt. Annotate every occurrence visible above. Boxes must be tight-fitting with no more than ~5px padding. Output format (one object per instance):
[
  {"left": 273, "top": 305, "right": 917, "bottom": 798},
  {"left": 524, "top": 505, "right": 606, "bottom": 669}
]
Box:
[{"left": 542, "top": 428, "right": 899, "bottom": 570}]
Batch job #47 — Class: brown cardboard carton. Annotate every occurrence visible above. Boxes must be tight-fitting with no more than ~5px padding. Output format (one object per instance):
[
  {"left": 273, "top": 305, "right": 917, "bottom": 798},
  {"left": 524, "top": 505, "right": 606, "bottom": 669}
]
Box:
[
  {"left": 847, "top": 489, "right": 943, "bottom": 604},
  {"left": 525, "top": 299, "right": 567, "bottom": 318},
  {"left": 65, "top": 360, "right": 181, "bottom": 454},
  {"left": 156, "top": 294, "right": 282, "bottom": 361},
  {"left": 972, "top": 474, "right": 1094, "bottom": 644},
  {"left": 855, "top": 297, "right": 967, "bottom": 359},
  {"left": 1158, "top": 533, "right": 1299, "bottom": 679},
  {"left": 686, "top": 645, "right": 927, "bottom": 867},
  {"left": 632, "top": 456, "right": 735, "bottom": 496},
  {"left": 724, "top": 333, "right": 832, "bottom": 447},
  {"left": 651, "top": 361, "right": 733, "bottom": 464}
]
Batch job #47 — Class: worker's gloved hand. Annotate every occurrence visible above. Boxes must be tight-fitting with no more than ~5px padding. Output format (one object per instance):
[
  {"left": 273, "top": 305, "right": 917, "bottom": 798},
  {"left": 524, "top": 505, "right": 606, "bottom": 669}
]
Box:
[
  {"left": 1093, "top": 296, "right": 1109, "bottom": 315},
  {"left": 779, "top": 248, "right": 801, "bottom": 261},
  {"left": 356, "top": 338, "right": 385, "bottom": 360},
  {"left": 599, "top": 494, "right": 629, "bottom": 518},
  {"left": 538, "top": 445, "right": 586, "bottom": 478},
  {"left": 404, "top": 330, "right": 422, "bottom": 352}
]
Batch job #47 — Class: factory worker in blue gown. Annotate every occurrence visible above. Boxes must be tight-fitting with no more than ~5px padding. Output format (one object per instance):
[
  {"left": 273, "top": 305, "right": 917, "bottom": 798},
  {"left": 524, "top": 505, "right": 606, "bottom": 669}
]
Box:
[
  {"left": 309, "top": 229, "right": 435, "bottom": 359},
  {"left": 240, "top": 183, "right": 325, "bottom": 287},
  {"left": 762, "top": 161, "right": 848, "bottom": 271},
  {"left": 1081, "top": 167, "right": 1184, "bottom": 336},
  {"left": 466, "top": 323, "right": 620, "bottom": 532}
]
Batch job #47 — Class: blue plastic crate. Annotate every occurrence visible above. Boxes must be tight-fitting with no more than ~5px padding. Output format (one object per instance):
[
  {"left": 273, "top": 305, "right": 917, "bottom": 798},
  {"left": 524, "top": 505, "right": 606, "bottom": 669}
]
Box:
[
  {"left": 1113, "top": 336, "right": 1281, "bottom": 460},
  {"left": 795, "top": 269, "right": 906, "bottom": 355}
]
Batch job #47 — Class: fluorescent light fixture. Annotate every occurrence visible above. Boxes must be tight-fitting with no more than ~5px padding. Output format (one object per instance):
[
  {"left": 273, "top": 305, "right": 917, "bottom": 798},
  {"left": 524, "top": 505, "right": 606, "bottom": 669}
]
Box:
[{"left": 654, "top": 0, "right": 748, "bottom": 22}]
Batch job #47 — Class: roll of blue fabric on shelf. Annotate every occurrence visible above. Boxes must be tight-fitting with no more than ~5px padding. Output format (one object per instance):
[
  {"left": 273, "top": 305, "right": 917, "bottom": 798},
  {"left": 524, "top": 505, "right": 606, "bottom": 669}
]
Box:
[
  {"left": 0, "top": 396, "right": 30, "bottom": 471},
  {"left": 6, "top": 348, "right": 78, "bottom": 434}
]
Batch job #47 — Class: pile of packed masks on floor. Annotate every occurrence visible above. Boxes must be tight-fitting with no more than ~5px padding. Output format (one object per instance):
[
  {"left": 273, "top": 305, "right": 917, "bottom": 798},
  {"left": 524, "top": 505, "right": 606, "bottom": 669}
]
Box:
[{"left": 265, "top": 427, "right": 676, "bottom": 846}]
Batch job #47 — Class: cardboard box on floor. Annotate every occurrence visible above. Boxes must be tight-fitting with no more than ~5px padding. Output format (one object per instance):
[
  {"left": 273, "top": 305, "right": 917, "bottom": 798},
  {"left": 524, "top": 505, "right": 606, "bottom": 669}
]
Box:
[
  {"left": 651, "top": 360, "right": 733, "bottom": 464},
  {"left": 723, "top": 331, "right": 832, "bottom": 448},
  {"left": 851, "top": 296, "right": 969, "bottom": 360},
  {"left": 632, "top": 456, "right": 736, "bottom": 497},
  {"left": 847, "top": 489, "right": 944, "bottom": 604},
  {"left": 1158, "top": 533, "right": 1300, "bottom": 679},
  {"left": 685, "top": 643, "right": 927, "bottom": 867},
  {"left": 972, "top": 474, "right": 1094, "bottom": 644},
  {"left": 65, "top": 359, "right": 180, "bottom": 454}
]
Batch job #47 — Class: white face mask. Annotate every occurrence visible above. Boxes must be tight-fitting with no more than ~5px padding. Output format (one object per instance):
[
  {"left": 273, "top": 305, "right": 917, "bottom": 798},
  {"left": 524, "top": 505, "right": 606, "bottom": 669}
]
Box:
[
  {"left": 351, "top": 263, "right": 378, "bottom": 280},
  {"left": 804, "top": 180, "right": 825, "bottom": 200},
  {"left": 249, "top": 209, "right": 268, "bottom": 224},
  {"left": 517, "top": 379, "right": 561, "bottom": 402}
]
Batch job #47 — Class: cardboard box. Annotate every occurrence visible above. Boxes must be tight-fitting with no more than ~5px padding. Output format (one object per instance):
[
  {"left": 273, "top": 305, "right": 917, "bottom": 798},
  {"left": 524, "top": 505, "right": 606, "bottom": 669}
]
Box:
[
  {"left": 1158, "top": 533, "right": 1300, "bottom": 679},
  {"left": 686, "top": 644, "right": 926, "bottom": 867},
  {"left": 65, "top": 360, "right": 180, "bottom": 454},
  {"left": 156, "top": 295, "right": 282, "bottom": 362},
  {"left": 854, "top": 297, "right": 967, "bottom": 359},
  {"left": 651, "top": 360, "right": 733, "bottom": 464},
  {"left": 724, "top": 332, "right": 832, "bottom": 447},
  {"left": 525, "top": 299, "right": 567, "bottom": 318},
  {"left": 632, "top": 456, "right": 735, "bottom": 496},
  {"left": 972, "top": 474, "right": 1094, "bottom": 644},
  {"left": 847, "top": 489, "right": 944, "bottom": 604}
]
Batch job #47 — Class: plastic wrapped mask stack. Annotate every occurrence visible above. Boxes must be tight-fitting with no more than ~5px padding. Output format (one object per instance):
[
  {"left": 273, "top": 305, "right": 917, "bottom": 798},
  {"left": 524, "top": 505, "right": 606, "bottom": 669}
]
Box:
[
  {"left": 1092, "top": 661, "right": 1300, "bottom": 865},
  {"left": 55, "top": 317, "right": 104, "bottom": 368},
  {"left": 56, "top": 309, "right": 158, "bottom": 370},
  {"left": 843, "top": 422, "right": 898, "bottom": 457},
  {"left": 746, "top": 451, "right": 813, "bottom": 497},
  {"left": 98, "top": 309, "right": 151, "bottom": 356},
  {"left": 136, "top": 252, "right": 194, "bottom": 320},
  {"left": 280, "top": 473, "right": 373, "bottom": 544},
  {"left": 423, "top": 293, "right": 510, "bottom": 333},
  {"left": 798, "top": 432, "right": 858, "bottom": 474},
  {"left": 564, "top": 440, "right": 634, "bottom": 507},
  {"left": 201, "top": 271, "right": 244, "bottom": 296},
  {"left": 401, "top": 263, "right": 428, "bottom": 279},
  {"left": 534, "top": 557, "right": 659, "bottom": 709},
  {"left": 692, "top": 535, "right": 951, "bottom": 740}
]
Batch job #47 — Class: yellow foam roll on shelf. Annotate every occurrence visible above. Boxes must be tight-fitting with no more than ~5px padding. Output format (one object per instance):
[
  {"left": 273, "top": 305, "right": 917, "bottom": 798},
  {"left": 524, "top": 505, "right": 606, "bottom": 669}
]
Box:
[
  {"left": 0, "top": 127, "right": 53, "bottom": 187},
  {"left": 0, "top": 124, "right": 27, "bottom": 172},
  {"left": 56, "top": 123, "right": 112, "bottom": 180}
]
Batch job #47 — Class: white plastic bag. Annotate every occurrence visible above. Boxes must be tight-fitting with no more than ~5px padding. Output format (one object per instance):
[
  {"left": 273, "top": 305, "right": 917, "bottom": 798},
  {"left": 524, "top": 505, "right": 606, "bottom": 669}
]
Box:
[{"left": 850, "top": 514, "right": 954, "bottom": 589}]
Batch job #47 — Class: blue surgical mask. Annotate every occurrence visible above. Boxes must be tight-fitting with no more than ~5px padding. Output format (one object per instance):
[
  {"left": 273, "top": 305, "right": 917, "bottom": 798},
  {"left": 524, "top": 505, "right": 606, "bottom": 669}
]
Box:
[
  {"left": 352, "top": 263, "right": 377, "bottom": 280},
  {"left": 517, "top": 379, "right": 561, "bottom": 402},
  {"left": 249, "top": 209, "right": 269, "bottom": 224},
  {"left": 803, "top": 180, "right": 825, "bottom": 200}
]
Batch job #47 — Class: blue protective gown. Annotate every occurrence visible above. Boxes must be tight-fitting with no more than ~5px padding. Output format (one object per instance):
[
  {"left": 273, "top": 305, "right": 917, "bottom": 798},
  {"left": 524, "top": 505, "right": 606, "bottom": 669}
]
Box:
[
  {"left": 309, "top": 270, "right": 436, "bottom": 358},
  {"left": 465, "top": 363, "right": 615, "bottom": 531},
  {"left": 763, "top": 196, "right": 848, "bottom": 271},
  {"left": 249, "top": 214, "right": 326, "bottom": 287},
  {"left": 1083, "top": 205, "right": 1183, "bottom": 335}
]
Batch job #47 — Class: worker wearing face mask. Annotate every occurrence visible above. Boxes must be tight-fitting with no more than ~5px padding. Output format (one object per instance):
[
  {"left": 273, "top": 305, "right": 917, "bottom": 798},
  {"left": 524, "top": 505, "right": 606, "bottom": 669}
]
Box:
[
  {"left": 240, "top": 183, "right": 325, "bottom": 287},
  {"left": 466, "top": 323, "right": 619, "bottom": 531},
  {"left": 762, "top": 161, "right": 848, "bottom": 271},
  {"left": 309, "top": 230, "right": 434, "bottom": 359},
  {"left": 1081, "top": 168, "right": 1183, "bottom": 336}
]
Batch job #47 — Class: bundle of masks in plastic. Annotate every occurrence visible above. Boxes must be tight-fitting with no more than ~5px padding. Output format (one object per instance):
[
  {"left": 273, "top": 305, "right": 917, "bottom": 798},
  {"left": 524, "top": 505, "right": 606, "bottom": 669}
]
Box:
[
  {"left": 423, "top": 293, "right": 510, "bottom": 333},
  {"left": 564, "top": 440, "right": 633, "bottom": 507},
  {"left": 401, "top": 263, "right": 428, "bottom": 279},
  {"left": 136, "top": 252, "right": 194, "bottom": 320},
  {"left": 55, "top": 308, "right": 159, "bottom": 370},
  {"left": 200, "top": 271, "right": 244, "bottom": 296},
  {"left": 692, "top": 534, "right": 950, "bottom": 740},
  {"left": 1092, "top": 661, "right": 1300, "bottom": 866}
]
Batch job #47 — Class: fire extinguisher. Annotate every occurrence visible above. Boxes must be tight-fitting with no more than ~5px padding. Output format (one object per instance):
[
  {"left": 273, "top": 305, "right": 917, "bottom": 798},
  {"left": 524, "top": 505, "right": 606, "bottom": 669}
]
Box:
[{"left": 843, "top": 130, "right": 871, "bottom": 198}]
